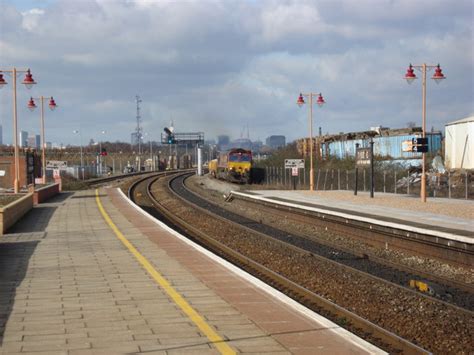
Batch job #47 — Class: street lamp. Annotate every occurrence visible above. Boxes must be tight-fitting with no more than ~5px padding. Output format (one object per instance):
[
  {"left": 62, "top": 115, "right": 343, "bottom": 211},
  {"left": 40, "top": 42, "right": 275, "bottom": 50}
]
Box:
[
  {"left": 27, "top": 96, "right": 57, "bottom": 184},
  {"left": 0, "top": 68, "right": 37, "bottom": 193},
  {"left": 297, "top": 92, "right": 325, "bottom": 190},
  {"left": 99, "top": 130, "right": 106, "bottom": 175},
  {"left": 404, "top": 63, "right": 446, "bottom": 202},
  {"left": 73, "top": 130, "right": 84, "bottom": 179}
]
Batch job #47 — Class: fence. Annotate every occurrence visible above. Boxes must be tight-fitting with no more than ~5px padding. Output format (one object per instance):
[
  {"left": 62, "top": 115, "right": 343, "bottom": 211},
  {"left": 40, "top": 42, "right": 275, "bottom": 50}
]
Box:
[{"left": 261, "top": 167, "right": 474, "bottom": 200}]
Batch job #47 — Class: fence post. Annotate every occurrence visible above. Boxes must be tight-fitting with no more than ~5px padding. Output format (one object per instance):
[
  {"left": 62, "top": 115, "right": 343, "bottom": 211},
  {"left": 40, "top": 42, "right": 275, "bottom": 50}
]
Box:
[
  {"left": 363, "top": 169, "right": 366, "bottom": 191},
  {"left": 338, "top": 169, "right": 341, "bottom": 190},
  {"left": 394, "top": 170, "right": 397, "bottom": 194},
  {"left": 303, "top": 168, "right": 306, "bottom": 187},
  {"left": 330, "top": 170, "right": 334, "bottom": 190},
  {"left": 466, "top": 171, "right": 469, "bottom": 200},
  {"left": 448, "top": 170, "right": 451, "bottom": 198},
  {"left": 407, "top": 170, "right": 410, "bottom": 195},
  {"left": 323, "top": 169, "right": 328, "bottom": 190},
  {"left": 346, "top": 170, "right": 349, "bottom": 190},
  {"left": 383, "top": 171, "right": 386, "bottom": 193}
]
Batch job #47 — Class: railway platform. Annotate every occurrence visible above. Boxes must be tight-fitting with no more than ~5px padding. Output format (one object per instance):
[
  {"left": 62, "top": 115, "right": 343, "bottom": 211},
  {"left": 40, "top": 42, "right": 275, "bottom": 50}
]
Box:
[
  {"left": 230, "top": 190, "right": 473, "bottom": 240},
  {"left": 0, "top": 188, "right": 383, "bottom": 354}
]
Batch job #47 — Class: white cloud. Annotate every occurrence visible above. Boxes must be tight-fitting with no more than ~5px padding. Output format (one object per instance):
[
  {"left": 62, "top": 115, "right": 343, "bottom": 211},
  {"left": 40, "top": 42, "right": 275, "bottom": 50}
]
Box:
[
  {"left": 0, "top": 0, "right": 472, "bottom": 144},
  {"left": 21, "top": 8, "right": 44, "bottom": 31}
]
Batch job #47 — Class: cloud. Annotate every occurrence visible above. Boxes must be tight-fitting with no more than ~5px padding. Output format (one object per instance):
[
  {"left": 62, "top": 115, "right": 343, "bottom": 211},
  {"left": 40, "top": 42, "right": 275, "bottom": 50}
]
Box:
[{"left": 0, "top": 0, "right": 472, "bottom": 146}]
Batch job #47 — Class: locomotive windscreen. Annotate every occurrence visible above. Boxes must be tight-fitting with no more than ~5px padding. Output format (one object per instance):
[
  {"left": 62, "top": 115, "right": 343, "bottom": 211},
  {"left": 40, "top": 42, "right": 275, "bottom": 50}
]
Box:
[{"left": 229, "top": 152, "right": 251, "bottom": 162}]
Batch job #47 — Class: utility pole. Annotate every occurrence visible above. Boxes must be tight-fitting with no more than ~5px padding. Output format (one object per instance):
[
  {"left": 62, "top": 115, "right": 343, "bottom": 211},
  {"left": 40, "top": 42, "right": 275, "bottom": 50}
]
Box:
[{"left": 135, "top": 95, "right": 142, "bottom": 155}]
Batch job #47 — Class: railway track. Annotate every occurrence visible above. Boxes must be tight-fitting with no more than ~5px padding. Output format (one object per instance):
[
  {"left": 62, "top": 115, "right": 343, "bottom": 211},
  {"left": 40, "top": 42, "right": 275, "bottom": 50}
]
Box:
[
  {"left": 127, "top": 172, "right": 473, "bottom": 354},
  {"left": 177, "top": 175, "right": 474, "bottom": 311}
]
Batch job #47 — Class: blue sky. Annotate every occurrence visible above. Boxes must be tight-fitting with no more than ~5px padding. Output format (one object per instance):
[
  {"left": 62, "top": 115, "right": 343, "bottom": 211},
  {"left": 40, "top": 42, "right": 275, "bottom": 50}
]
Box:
[{"left": 1, "top": 0, "right": 473, "bottom": 146}]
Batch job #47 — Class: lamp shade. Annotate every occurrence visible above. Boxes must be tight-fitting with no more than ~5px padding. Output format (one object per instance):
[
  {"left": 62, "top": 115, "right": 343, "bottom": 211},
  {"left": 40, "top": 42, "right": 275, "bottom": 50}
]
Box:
[
  {"left": 22, "top": 69, "right": 36, "bottom": 89},
  {"left": 432, "top": 64, "right": 445, "bottom": 84},
  {"left": 48, "top": 97, "right": 57, "bottom": 110},
  {"left": 297, "top": 93, "right": 305, "bottom": 107},
  {"left": 316, "top": 93, "right": 325, "bottom": 107},
  {"left": 0, "top": 73, "right": 7, "bottom": 87},
  {"left": 405, "top": 64, "right": 417, "bottom": 84},
  {"left": 27, "top": 97, "right": 37, "bottom": 111}
]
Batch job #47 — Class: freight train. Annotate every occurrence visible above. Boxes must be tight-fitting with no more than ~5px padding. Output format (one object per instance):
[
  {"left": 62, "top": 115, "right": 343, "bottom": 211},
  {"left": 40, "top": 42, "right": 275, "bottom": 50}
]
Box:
[{"left": 209, "top": 148, "right": 252, "bottom": 183}]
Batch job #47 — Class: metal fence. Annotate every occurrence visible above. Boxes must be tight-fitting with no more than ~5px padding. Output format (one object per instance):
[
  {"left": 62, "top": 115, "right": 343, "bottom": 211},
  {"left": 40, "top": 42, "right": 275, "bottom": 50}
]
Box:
[{"left": 261, "top": 167, "right": 474, "bottom": 200}]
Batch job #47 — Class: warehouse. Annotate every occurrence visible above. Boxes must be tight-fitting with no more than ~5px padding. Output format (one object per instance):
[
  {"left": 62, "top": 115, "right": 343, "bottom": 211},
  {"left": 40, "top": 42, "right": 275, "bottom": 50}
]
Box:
[{"left": 445, "top": 116, "right": 473, "bottom": 170}]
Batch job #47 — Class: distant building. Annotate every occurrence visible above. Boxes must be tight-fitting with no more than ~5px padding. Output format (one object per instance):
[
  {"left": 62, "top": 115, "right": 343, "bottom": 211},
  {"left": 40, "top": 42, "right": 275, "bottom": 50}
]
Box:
[
  {"left": 26, "top": 134, "right": 40, "bottom": 149},
  {"left": 217, "top": 135, "right": 230, "bottom": 146},
  {"left": 46, "top": 142, "right": 52, "bottom": 149},
  {"left": 19, "top": 131, "right": 28, "bottom": 147},
  {"left": 296, "top": 126, "right": 442, "bottom": 161},
  {"left": 266, "top": 135, "right": 286, "bottom": 149}
]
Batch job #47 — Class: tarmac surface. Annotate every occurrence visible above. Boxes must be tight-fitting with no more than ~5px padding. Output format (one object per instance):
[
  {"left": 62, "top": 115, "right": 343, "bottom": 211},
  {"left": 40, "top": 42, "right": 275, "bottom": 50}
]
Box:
[{"left": 0, "top": 188, "right": 383, "bottom": 354}]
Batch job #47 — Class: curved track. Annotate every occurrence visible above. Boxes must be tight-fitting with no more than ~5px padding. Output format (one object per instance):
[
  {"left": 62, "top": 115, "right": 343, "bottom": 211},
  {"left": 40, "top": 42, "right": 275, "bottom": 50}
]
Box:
[
  {"left": 127, "top": 172, "right": 473, "bottom": 354},
  {"left": 171, "top": 174, "right": 474, "bottom": 311}
]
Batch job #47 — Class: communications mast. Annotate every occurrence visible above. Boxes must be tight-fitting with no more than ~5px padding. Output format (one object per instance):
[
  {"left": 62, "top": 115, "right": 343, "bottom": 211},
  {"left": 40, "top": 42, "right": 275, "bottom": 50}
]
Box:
[{"left": 135, "top": 95, "right": 142, "bottom": 154}]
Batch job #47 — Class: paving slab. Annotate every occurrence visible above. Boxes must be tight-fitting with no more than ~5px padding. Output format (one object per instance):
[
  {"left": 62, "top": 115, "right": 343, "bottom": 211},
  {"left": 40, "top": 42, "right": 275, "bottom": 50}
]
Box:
[{"left": 0, "top": 188, "right": 384, "bottom": 354}]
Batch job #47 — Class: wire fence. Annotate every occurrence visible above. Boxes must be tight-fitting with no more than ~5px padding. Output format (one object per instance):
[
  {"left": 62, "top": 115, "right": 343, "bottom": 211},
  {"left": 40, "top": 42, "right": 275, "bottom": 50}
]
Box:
[{"left": 260, "top": 167, "right": 474, "bottom": 200}]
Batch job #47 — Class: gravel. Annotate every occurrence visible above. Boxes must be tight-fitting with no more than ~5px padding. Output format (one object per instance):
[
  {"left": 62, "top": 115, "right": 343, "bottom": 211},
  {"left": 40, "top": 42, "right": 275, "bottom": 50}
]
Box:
[{"left": 150, "top": 174, "right": 474, "bottom": 354}]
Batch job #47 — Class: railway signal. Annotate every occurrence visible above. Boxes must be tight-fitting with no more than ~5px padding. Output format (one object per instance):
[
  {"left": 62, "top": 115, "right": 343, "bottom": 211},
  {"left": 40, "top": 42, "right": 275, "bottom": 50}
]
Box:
[{"left": 163, "top": 127, "right": 175, "bottom": 144}]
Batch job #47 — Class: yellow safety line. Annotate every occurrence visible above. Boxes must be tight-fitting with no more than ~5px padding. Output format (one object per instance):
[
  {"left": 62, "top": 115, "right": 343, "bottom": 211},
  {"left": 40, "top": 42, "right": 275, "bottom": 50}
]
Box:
[{"left": 95, "top": 189, "right": 235, "bottom": 355}]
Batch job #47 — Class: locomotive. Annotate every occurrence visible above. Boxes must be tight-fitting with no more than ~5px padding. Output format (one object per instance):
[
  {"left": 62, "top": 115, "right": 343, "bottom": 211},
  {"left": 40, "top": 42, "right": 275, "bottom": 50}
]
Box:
[{"left": 209, "top": 148, "right": 252, "bottom": 183}]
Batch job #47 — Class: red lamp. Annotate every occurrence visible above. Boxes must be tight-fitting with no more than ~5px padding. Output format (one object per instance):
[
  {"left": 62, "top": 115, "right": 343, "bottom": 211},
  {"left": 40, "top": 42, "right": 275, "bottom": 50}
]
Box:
[
  {"left": 22, "top": 69, "right": 36, "bottom": 89},
  {"left": 297, "top": 93, "right": 305, "bottom": 107},
  {"left": 27, "top": 97, "right": 37, "bottom": 111},
  {"left": 49, "top": 97, "right": 57, "bottom": 110},
  {"left": 405, "top": 64, "right": 417, "bottom": 84},
  {"left": 316, "top": 93, "right": 325, "bottom": 107},
  {"left": 432, "top": 64, "right": 445, "bottom": 84}
]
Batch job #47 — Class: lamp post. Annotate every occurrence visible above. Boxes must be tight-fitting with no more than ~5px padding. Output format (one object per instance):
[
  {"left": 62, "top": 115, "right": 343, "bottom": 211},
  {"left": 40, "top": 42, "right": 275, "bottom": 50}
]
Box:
[
  {"left": 99, "top": 130, "right": 106, "bottom": 175},
  {"left": 0, "top": 68, "right": 37, "bottom": 193},
  {"left": 404, "top": 63, "right": 446, "bottom": 202},
  {"left": 297, "top": 92, "right": 325, "bottom": 191},
  {"left": 73, "top": 130, "right": 84, "bottom": 179},
  {"left": 27, "top": 96, "right": 57, "bottom": 184}
]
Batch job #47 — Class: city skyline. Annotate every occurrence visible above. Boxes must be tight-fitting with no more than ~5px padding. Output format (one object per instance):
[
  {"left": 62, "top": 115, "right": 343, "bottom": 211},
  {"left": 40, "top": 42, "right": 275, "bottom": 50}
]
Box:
[{"left": 1, "top": 0, "right": 472, "bottom": 145}]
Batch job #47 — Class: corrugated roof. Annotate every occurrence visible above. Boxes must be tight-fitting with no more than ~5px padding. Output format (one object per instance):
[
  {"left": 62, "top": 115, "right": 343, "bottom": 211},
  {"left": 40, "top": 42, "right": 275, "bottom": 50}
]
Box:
[{"left": 445, "top": 116, "right": 474, "bottom": 126}]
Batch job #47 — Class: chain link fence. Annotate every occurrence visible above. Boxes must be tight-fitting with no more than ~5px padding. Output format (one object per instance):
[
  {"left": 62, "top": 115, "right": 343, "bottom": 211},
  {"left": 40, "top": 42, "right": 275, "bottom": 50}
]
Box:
[{"left": 259, "top": 166, "right": 474, "bottom": 200}]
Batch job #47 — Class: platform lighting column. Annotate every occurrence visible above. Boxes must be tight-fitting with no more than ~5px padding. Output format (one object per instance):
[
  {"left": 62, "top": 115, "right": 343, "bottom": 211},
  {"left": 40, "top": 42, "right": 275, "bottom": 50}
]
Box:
[
  {"left": 73, "top": 130, "right": 84, "bottom": 179},
  {"left": 99, "top": 130, "right": 106, "bottom": 175},
  {"left": 0, "top": 68, "right": 37, "bottom": 193},
  {"left": 404, "top": 63, "right": 445, "bottom": 202},
  {"left": 27, "top": 96, "right": 57, "bottom": 184},
  {"left": 297, "top": 92, "right": 325, "bottom": 191}
]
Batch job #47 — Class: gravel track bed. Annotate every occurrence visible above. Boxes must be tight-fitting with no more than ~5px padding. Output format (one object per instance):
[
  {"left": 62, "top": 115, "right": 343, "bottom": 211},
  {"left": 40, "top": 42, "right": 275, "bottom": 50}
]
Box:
[
  {"left": 150, "top": 175, "right": 473, "bottom": 354},
  {"left": 188, "top": 175, "right": 474, "bottom": 285}
]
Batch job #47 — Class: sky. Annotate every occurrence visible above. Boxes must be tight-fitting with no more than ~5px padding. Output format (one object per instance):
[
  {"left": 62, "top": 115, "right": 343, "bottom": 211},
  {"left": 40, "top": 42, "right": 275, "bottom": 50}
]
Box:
[{"left": 0, "top": 0, "right": 473, "bottom": 146}]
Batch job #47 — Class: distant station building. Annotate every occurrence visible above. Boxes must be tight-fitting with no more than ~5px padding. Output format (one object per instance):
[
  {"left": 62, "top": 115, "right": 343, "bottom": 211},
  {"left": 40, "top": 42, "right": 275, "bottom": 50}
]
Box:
[
  {"left": 296, "top": 126, "right": 442, "bottom": 161},
  {"left": 266, "top": 135, "right": 286, "bottom": 149},
  {"left": 445, "top": 116, "right": 473, "bottom": 170}
]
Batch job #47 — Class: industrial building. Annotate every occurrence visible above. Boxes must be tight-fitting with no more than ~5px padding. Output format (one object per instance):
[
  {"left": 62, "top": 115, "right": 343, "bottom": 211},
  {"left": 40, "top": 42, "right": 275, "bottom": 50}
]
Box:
[
  {"left": 297, "top": 126, "right": 442, "bottom": 161},
  {"left": 445, "top": 116, "right": 473, "bottom": 170}
]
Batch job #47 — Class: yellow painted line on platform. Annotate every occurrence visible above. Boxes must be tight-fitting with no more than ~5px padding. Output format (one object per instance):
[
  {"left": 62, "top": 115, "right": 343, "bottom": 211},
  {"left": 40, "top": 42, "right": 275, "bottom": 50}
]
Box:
[{"left": 95, "top": 189, "right": 236, "bottom": 355}]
